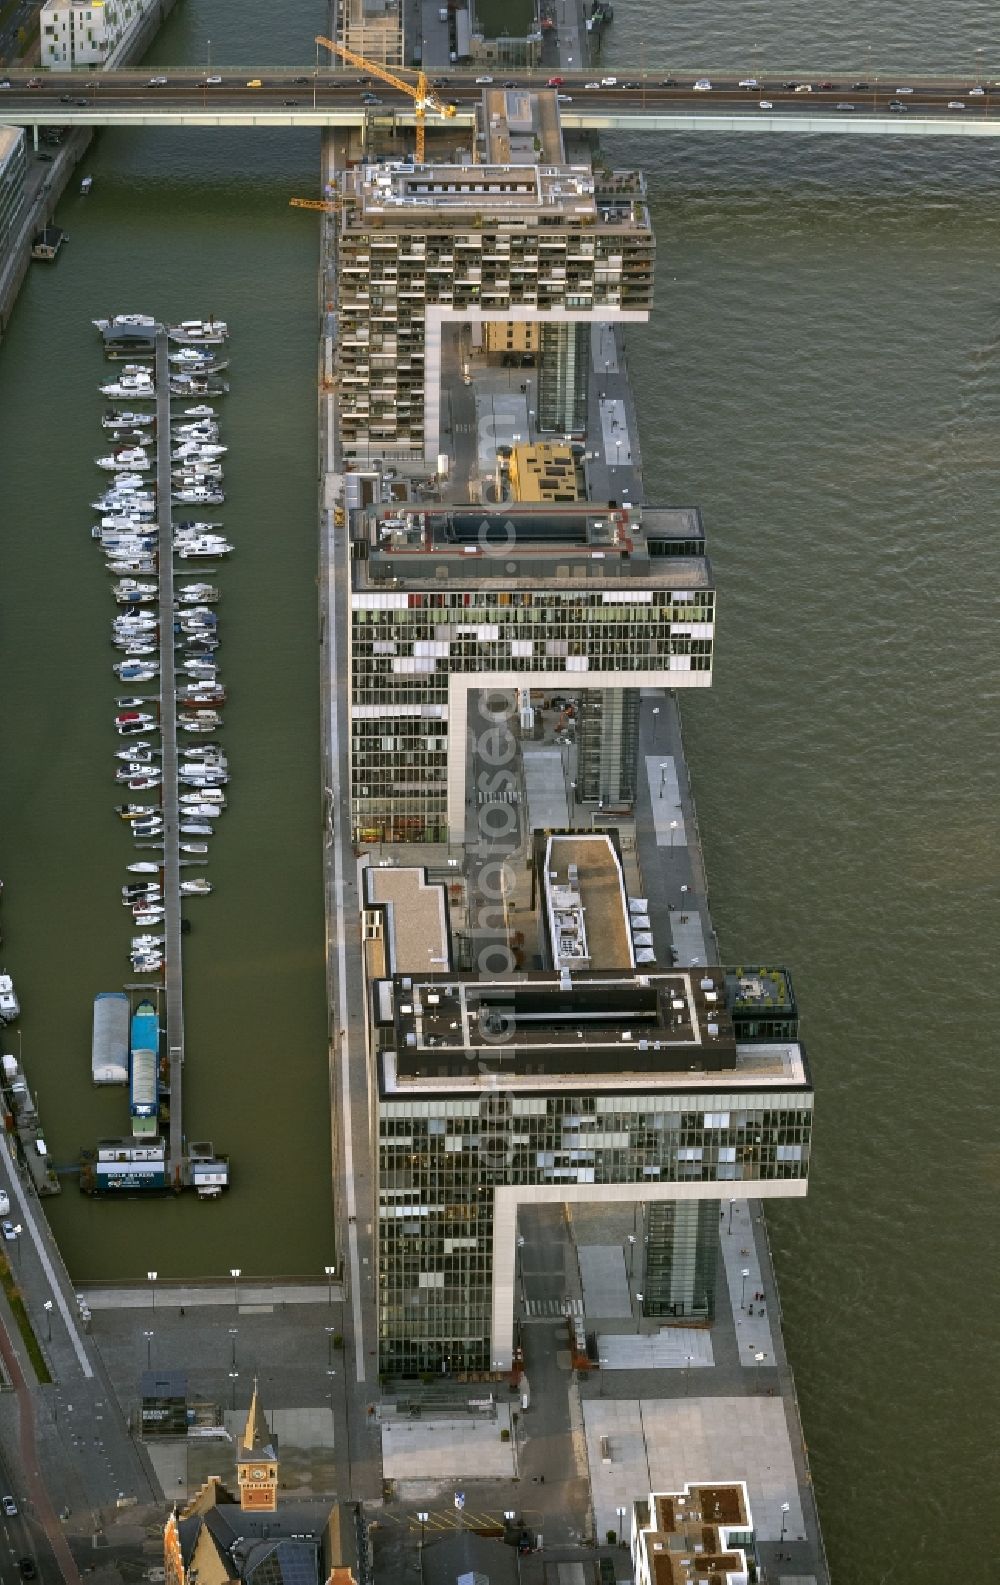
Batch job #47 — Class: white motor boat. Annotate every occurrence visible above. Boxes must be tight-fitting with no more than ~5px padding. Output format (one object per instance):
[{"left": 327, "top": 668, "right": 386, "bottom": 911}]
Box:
[
  {"left": 127, "top": 863, "right": 161, "bottom": 874},
  {"left": 176, "top": 583, "right": 219, "bottom": 602},
  {"left": 96, "top": 448, "right": 153, "bottom": 471},
  {"left": 115, "top": 663, "right": 158, "bottom": 682},
  {"left": 180, "top": 843, "right": 209, "bottom": 855},
  {"left": 93, "top": 313, "right": 156, "bottom": 332},
  {"left": 132, "top": 935, "right": 165, "bottom": 950},
  {"left": 180, "top": 879, "right": 213, "bottom": 895},
  {"left": 101, "top": 374, "right": 156, "bottom": 400},
  {"left": 176, "top": 535, "right": 231, "bottom": 555},
  {"left": 173, "top": 490, "right": 225, "bottom": 507},
  {"left": 0, "top": 973, "right": 19, "bottom": 1024},
  {"left": 179, "top": 717, "right": 222, "bottom": 734},
  {"left": 178, "top": 804, "right": 221, "bottom": 820},
  {"left": 103, "top": 409, "right": 155, "bottom": 429},
  {"left": 180, "top": 788, "right": 225, "bottom": 803},
  {"left": 180, "top": 821, "right": 214, "bottom": 835},
  {"left": 171, "top": 443, "right": 226, "bottom": 462},
  {"left": 132, "top": 910, "right": 165, "bottom": 926},
  {"left": 167, "top": 317, "right": 229, "bottom": 343}
]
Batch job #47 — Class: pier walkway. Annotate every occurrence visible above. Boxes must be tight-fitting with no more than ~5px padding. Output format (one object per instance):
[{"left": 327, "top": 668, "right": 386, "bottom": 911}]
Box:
[{"left": 154, "top": 331, "right": 184, "bottom": 1176}]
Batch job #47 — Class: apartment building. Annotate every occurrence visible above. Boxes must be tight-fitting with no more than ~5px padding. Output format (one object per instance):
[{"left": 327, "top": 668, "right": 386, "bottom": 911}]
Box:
[
  {"left": 349, "top": 502, "right": 713, "bottom": 845},
  {"left": 362, "top": 839, "right": 812, "bottom": 1374},
  {"left": 631, "top": 1484, "right": 755, "bottom": 1585},
  {"left": 0, "top": 128, "right": 26, "bottom": 257},
  {"left": 335, "top": 112, "right": 653, "bottom": 465},
  {"left": 40, "top": 0, "right": 143, "bottom": 66}
]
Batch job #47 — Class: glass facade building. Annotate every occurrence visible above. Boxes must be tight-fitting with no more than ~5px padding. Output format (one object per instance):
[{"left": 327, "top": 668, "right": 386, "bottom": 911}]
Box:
[
  {"left": 377, "top": 1078, "right": 812, "bottom": 1374},
  {"left": 350, "top": 503, "right": 714, "bottom": 844}
]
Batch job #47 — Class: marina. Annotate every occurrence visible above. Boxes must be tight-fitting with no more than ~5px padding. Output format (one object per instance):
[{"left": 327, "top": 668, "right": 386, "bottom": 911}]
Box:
[{"left": 77, "top": 317, "right": 232, "bottom": 1198}]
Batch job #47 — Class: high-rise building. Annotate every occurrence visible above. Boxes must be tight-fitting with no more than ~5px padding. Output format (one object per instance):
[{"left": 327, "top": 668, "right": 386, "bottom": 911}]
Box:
[
  {"left": 362, "top": 838, "right": 812, "bottom": 1375},
  {"left": 349, "top": 502, "right": 713, "bottom": 844},
  {"left": 335, "top": 94, "right": 653, "bottom": 466},
  {"left": 576, "top": 687, "right": 641, "bottom": 807},
  {"left": 537, "top": 322, "right": 589, "bottom": 434}
]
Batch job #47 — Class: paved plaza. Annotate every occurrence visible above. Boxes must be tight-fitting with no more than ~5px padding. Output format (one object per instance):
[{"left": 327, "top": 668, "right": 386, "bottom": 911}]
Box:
[
  {"left": 381, "top": 1403, "right": 516, "bottom": 1482},
  {"left": 583, "top": 1396, "right": 807, "bottom": 1545}
]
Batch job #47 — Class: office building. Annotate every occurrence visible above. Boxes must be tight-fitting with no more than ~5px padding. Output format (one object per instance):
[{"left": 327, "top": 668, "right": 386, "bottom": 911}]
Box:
[
  {"left": 0, "top": 127, "right": 26, "bottom": 261},
  {"left": 335, "top": 91, "right": 653, "bottom": 465},
  {"left": 631, "top": 1483, "right": 756, "bottom": 1585},
  {"left": 349, "top": 501, "right": 713, "bottom": 845},
  {"left": 362, "top": 836, "right": 813, "bottom": 1374},
  {"left": 576, "top": 687, "right": 641, "bottom": 807},
  {"left": 537, "top": 322, "right": 589, "bottom": 434},
  {"left": 40, "top": 0, "right": 145, "bottom": 67}
]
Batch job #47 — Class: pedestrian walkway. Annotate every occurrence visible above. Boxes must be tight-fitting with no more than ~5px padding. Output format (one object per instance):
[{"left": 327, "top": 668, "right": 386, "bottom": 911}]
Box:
[
  {"left": 578, "top": 1246, "right": 631, "bottom": 1319},
  {"left": 596, "top": 1329, "right": 714, "bottom": 1370},
  {"left": 583, "top": 1397, "right": 807, "bottom": 1547},
  {"left": 721, "top": 1201, "right": 776, "bottom": 1365},
  {"left": 77, "top": 1281, "right": 344, "bottom": 1310},
  {"left": 645, "top": 755, "right": 687, "bottom": 846},
  {"left": 523, "top": 1297, "right": 583, "bottom": 1318}
]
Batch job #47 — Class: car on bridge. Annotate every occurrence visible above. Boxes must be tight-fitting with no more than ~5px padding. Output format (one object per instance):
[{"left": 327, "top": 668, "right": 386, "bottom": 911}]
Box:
[
  {"left": 758, "top": 100, "right": 773, "bottom": 110},
  {"left": 693, "top": 79, "right": 712, "bottom": 91},
  {"left": 148, "top": 76, "right": 168, "bottom": 86},
  {"left": 852, "top": 81, "right": 871, "bottom": 90},
  {"left": 546, "top": 76, "right": 564, "bottom": 86},
  {"left": 948, "top": 100, "right": 966, "bottom": 109},
  {"left": 0, "top": 80, "right": 10, "bottom": 89},
  {"left": 969, "top": 85, "right": 985, "bottom": 95},
  {"left": 204, "top": 75, "right": 222, "bottom": 85},
  {"left": 836, "top": 102, "right": 855, "bottom": 110},
  {"left": 2, "top": 1495, "right": 17, "bottom": 1517},
  {"left": 738, "top": 78, "right": 759, "bottom": 89},
  {"left": 246, "top": 79, "right": 263, "bottom": 88},
  {"left": 794, "top": 83, "right": 813, "bottom": 93},
  {"left": 888, "top": 100, "right": 907, "bottom": 111}
]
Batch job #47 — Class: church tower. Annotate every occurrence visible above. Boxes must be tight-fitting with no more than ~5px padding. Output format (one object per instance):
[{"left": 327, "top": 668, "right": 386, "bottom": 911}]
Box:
[{"left": 235, "top": 1379, "right": 279, "bottom": 1512}]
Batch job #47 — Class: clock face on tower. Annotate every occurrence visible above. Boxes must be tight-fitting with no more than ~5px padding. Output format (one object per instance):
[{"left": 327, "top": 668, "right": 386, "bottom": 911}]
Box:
[{"left": 250, "top": 1468, "right": 266, "bottom": 1480}]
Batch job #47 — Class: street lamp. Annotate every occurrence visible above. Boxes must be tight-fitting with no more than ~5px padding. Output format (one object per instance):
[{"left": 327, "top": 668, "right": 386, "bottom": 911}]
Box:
[
  {"left": 143, "top": 1329, "right": 154, "bottom": 1368},
  {"left": 740, "top": 1268, "right": 750, "bottom": 1309},
  {"left": 669, "top": 818, "right": 679, "bottom": 849},
  {"left": 627, "top": 1233, "right": 636, "bottom": 1280},
  {"left": 230, "top": 1266, "right": 242, "bottom": 1309},
  {"left": 727, "top": 1199, "right": 735, "bottom": 1235},
  {"left": 42, "top": 1299, "right": 53, "bottom": 1342},
  {"left": 228, "top": 1369, "right": 239, "bottom": 1410},
  {"left": 417, "top": 1511, "right": 428, "bottom": 1549},
  {"left": 325, "top": 1264, "right": 336, "bottom": 1306},
  {"left": 780, "top": 1501, "right": 790, "bottom": 1541},
  {"left": 228, "top": 1327, "right": 238, "bottom": 1369},
  {"left": 325, "top": 1324, "right": 336, "bottom": 1368},
  {"left": 147, "top": 1270, "right": 158, "bottom": 1312},
  {"left": 10, "top": 1224, "right": 22, "bottom": 1266},
  {"left": 616, "top": 1505, "right": 627, "bottom": 1544}
]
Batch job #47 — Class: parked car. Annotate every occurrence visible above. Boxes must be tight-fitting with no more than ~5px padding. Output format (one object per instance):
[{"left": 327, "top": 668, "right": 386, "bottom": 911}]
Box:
[{"left": 2, "top": 1496, "right": 17, "bottom": 1518}]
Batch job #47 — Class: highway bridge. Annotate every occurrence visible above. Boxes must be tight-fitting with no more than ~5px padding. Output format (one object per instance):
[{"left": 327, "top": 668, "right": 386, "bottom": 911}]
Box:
[{"left": 4, "top": 67, "right": 1000, "bottom": 135}]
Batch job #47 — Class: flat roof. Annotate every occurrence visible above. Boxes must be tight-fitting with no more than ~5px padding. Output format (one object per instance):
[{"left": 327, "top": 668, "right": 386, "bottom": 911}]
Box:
[
  {"left": 639, "top": 1484, "right": 752, "bottom": 1585},
  {"left": 543, "top": 834, "right": 633, "bottom": 972},
  {"left": 365, "top": 866, "right": 450, "bottom": 976},
  {"left": 353, "top": 503, "right": 713, "bottom": 593},
  {"left": 0, "top": 126, "right": 23, "bottom": 168}
]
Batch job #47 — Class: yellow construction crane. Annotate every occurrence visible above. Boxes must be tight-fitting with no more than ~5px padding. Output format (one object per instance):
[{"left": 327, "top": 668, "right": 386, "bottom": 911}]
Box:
[{"left": 315, "top": 33, "right": 456, "bottom": 162}]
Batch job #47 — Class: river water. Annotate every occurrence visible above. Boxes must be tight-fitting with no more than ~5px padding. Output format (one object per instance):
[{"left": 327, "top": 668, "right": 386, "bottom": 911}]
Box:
[{"left": 0, "top": 1, "right": 996, "bottom": 1578}]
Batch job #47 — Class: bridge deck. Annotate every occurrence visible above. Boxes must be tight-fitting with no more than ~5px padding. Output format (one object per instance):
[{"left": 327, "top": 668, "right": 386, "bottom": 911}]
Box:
[{"left": 154, "top": 331, "right": 184, "bottom": 1176}]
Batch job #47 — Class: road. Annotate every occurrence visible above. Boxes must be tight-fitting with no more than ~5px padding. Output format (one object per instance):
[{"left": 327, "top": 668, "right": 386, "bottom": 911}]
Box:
[{"left": 2, "top": 67, "right": 1000, "bottom": 126}]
